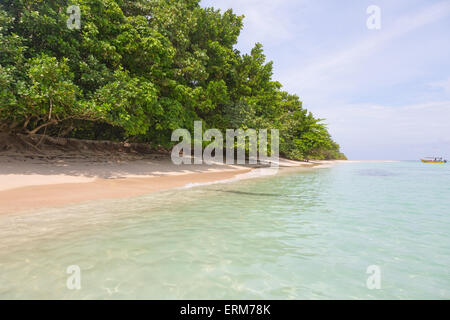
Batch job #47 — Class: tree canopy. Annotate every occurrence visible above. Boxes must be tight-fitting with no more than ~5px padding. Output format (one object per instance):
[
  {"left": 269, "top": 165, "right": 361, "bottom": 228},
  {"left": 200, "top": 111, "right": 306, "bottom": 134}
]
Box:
[{"left": 0, "top": 0, "right": 346, "bottom": 160}]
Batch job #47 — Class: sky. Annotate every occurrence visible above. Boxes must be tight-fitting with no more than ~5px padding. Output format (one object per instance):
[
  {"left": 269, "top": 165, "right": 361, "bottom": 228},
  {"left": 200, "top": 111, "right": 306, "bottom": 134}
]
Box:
[{"left": 201, "top": 0, "right": 450, "bottom": 160}]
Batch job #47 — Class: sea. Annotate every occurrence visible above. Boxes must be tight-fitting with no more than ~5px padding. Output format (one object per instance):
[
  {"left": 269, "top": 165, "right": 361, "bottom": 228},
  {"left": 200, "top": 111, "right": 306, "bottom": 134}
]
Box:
[{"left": 0, "top": 161, "right": 448, "bottom": 299}]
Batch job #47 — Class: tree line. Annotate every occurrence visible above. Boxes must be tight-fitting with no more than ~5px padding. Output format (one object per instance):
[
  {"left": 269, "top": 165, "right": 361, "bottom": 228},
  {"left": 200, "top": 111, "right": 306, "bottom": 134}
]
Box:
[{"left": 0, "top": 0, "right": 346, "bottom": 160}]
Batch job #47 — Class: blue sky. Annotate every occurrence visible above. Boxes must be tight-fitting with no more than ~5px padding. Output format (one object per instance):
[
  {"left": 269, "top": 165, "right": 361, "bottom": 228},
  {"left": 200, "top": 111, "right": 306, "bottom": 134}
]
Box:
[{"left": 201, "top": 0, "right": 450, "bottom": 160}]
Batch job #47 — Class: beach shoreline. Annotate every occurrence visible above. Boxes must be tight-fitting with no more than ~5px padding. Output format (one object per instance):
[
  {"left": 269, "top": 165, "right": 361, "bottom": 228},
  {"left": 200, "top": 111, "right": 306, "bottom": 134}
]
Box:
[{"left": 0, "top": 153, "right": 321, "bottom": 215}]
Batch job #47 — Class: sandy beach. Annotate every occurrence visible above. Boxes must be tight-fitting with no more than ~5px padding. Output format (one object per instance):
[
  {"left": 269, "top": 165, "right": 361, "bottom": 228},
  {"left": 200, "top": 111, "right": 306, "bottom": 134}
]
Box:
[{"left": 0, "top": 151, "right": 316, "bottom": 215}]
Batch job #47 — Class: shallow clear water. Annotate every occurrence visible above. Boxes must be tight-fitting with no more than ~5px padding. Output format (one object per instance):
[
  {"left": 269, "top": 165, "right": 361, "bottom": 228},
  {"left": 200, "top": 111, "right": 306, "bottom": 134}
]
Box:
[{"left": 0, "top": 161, "right": 449, "bottom": 299}]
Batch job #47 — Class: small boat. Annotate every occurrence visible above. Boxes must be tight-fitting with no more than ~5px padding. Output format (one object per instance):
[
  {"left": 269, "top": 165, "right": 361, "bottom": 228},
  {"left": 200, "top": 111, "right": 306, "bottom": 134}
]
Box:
[{"left": 421, "top": 157, "right": 447, "bottom": 163}]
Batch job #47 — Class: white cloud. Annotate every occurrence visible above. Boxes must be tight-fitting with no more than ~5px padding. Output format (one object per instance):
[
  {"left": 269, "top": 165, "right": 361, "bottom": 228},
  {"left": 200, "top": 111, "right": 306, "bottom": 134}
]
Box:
[
  {"left": 429, "top": 77, "right": 450, "bottom": 94},
  {"left": 318, "top": 100, "right": 450, "bottom": 160},
  {"left": 281, "top": 1, "right": 450, "bottom": 94},
  {"left": 201, "top": 0, "right": 304, "bottom": 51}
]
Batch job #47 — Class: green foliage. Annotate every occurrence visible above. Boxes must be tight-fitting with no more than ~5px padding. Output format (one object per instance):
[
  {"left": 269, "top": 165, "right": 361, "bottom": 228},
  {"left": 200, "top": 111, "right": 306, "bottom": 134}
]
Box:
[
  {"left": 93, "top": 69, "right": 159, "bottom": 136},
  {"left": 0, "top": 66, "right": 17, "bottom": 115},
  {"left": 0, "top": 0, "right": 345, "bottom": 159},
  {"left": 27, "top": 55, "right": 78, "bottom": 117}
]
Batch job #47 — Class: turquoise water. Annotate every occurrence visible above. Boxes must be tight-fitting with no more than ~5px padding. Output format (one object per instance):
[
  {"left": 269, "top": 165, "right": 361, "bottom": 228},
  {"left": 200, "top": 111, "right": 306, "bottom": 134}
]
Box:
[{"left": 0, "top": 161, "right": 449, "bottom": 299}]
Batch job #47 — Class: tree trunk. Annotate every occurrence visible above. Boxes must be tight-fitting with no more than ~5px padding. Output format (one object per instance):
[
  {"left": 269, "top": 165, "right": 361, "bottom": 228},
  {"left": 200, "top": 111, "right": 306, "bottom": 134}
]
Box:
[
  {"left": 48, "top": 98, "right": 53, "bottom": 120},
  {"left": 29, "top": 119, "right": 58, "bottom": 135}
]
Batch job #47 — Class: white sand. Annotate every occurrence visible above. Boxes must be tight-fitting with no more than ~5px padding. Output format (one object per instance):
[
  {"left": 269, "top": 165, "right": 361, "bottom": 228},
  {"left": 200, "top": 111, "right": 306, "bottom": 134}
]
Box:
[{"left": 0, "top": 154, "right": 320, "bottom": 214}]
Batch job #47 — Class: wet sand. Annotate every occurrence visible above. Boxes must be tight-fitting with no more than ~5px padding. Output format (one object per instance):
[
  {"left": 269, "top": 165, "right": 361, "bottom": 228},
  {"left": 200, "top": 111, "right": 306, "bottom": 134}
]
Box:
[
  {"left": 0, "top": 169, "right": 251, "bottom": 215},
  {"left": 0, "top": 153, "right": 318, "bottom": 215}
]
